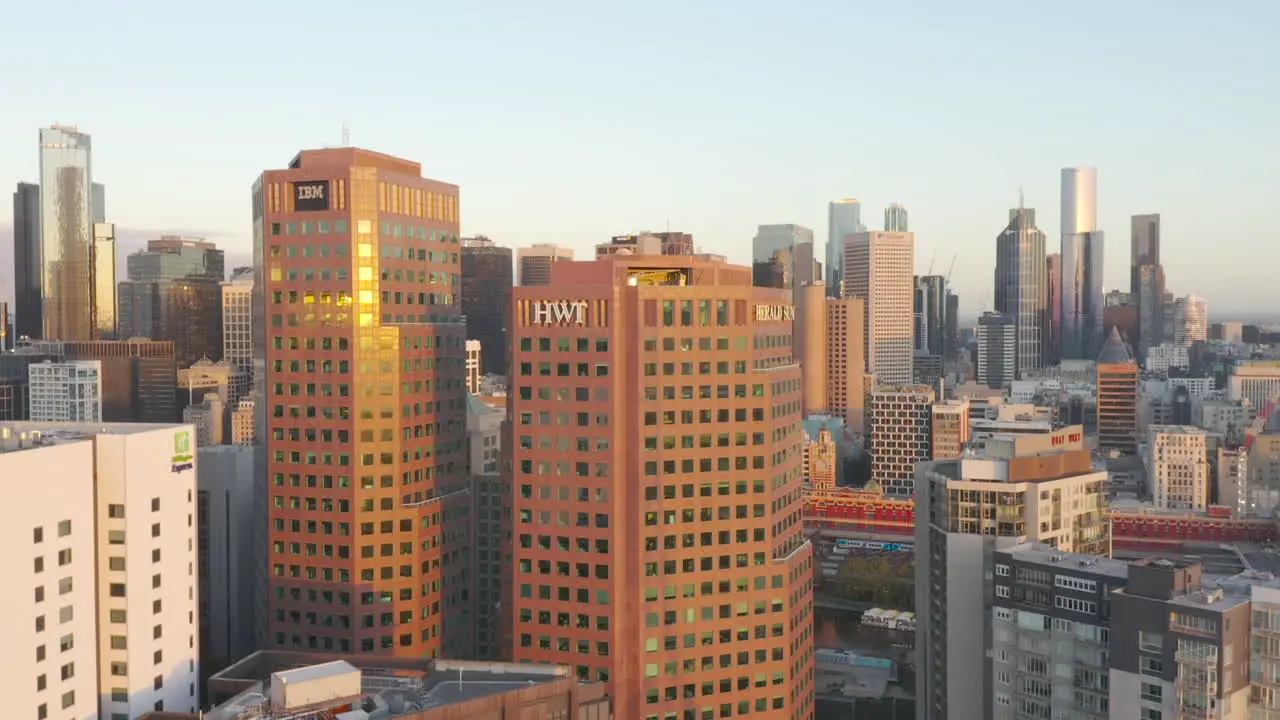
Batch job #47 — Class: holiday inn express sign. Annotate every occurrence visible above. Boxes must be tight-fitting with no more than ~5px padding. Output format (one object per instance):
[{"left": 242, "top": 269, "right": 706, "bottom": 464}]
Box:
[{"left": 171, "top": 430, "right": 193, "bottom": 473}]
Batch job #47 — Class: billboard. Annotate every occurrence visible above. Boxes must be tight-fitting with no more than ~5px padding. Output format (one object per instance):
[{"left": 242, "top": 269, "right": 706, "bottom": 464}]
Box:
[{"left": 293, "top": 181, "right": 330, "bottom": 212}]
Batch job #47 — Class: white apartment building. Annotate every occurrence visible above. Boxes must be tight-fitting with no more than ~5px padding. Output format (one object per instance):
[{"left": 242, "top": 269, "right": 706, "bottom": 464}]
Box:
[
  {"left": 844, "top": 231, "right": 914, "bottom": 386},
  {"left": 915, "top": 448, "right": 1110, "bottom": 720},
  {"left": 1145, "top": 343, "right": 1190, "bottom": 375},
  {"left": 465, "top": 339, "right": 482, "bottom": 395},
  {"left": 221, "top": 268, "right": 253, "bottom": 370},
  {"left": 1147, "top": 425, "right": 1211, "bottom": 510},
  {"left": 0, "top": 422, "right": 200, "bottom": 720},
  {"left": 28, "top": 360, "right": 103, "bottom": 423}
]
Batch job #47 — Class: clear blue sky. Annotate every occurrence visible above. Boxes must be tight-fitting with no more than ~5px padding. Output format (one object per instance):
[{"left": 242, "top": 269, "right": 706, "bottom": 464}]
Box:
[{"left": 1, "top": 0, "right": 1276, "bottom": 317}]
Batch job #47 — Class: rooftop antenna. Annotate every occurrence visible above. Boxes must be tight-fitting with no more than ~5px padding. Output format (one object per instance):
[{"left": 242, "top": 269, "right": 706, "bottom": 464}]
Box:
[
  {"left": 1018, "top": 186, "right": 1025, "bottom": 211},
  {"left": 342, "top": 123, "right": 350, "bottom": 147}
]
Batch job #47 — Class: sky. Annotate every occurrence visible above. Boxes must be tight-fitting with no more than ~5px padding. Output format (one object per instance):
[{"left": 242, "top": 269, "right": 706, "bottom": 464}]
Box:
[{"left": 0, "top": 0, "right": 1277, "bottom": 319}]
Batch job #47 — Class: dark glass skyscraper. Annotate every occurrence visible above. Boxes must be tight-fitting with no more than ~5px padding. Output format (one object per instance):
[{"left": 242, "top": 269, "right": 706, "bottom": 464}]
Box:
[
  {"left": 1060, "top": 168, "right": 1104, "bottom": 359},
  {"left": 994, "top": 206, "right": 1048, "bottom": 375},
  {"left": 117, "top": 236, "right": 224, "bottom": 366},
  {"left": 914, "top": 274, "right": 946, "bottom": 357},
  {"left": 1131, "top": 214, "right": 1164, "bottom": 361},
  {"left": 460, "top": 236, "right": 513, "bottom": 376},
  {"left": 12, "top": 182, "right": 40, "bottom": 340}
]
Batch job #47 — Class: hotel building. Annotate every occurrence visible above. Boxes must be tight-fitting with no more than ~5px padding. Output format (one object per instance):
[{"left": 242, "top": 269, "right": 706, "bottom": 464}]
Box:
[
  {"left": 254, "top": 148, "right": 473, "bottom": 659},
  {"left": 507, "top": 255, "right": 815, "bottom": 719},
  {"left": 0, "top": 422, "right": 200, "bottom": 720}
]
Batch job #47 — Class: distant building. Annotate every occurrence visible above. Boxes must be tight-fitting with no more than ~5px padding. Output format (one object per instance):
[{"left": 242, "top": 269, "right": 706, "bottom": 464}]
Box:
[
  {"left": 1147, "top": 425, "right": 1210, "bottom": 510},
  {"left": 1172, "top": 294, "right": 1209, "bottom": 347},
  {"left": 826, "top": 297, "right": 867, "bottom": 432},
  {"left": 976, "top": 311, "right": 1017, "bottom": 389},
  {"left": 994, "top": 205, "right": 1048, "bottom": 375},
  {"left": 826, "top": 199, "right": 865, "bottom": 296},
  {"left": 516, "top": 243, "right": 573, "bottom": 286},
  {"left": 1060, "top": 167, "right": 1105, "bottom": 359},
  {"left": 1097, "top": 327, "right": 1139, "bottom": 454},
  {"left": 28, "top": 359, "right": 102, "bottom": 422},
  {"left": 845, "top": 231, "right": 915, "bottom": 386},
  {"left": 464, "top": 339, "right": 481, "bottom": 394},
  {"left": 118, "top": 236, "right": 225, "bottom": 367},
  {"left": 930, "top": 399, "right": 970, "bottom": 460},
  {"left": 884, "top": 202, "right": 909, "bottom": 232},
  {"left": 752, "top": 223, "right": 816, "bottom": 301},
  {"left": 221, "top": 267, "right": 254, "bottom": 371}
]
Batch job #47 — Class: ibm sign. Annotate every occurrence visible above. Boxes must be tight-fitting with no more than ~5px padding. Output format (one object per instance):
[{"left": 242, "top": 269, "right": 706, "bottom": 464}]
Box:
[
  {"left": 531, "top": 300, "right": 588, "bottom": 326},
  {"left": 293, "top": 180, "right": 330, "bottom": 212}
]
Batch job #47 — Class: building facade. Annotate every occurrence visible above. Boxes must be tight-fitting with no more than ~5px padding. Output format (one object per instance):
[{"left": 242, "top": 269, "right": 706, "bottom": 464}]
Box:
[
  {"left": 930, "top": 399, "right": 970, "bottom": 460},
  {"left": 914, "top": 274, "right": 947, "bottom": 358},
  {"left": 13, "top": 181, "right": 42, "bottom": 340},
  {"left": 1173, "top": 295, "right": 1209, "bottom": 347},
  {"left": 825, "top": 298, "right": 867, "bottom": 433},
  {"left": 507, "top": 255, "right": 815, "bottom": 719},
  {"left": 844, "top": 231, "right": 915, "bottom": 386},
  {"left": 28, "top": 359, "right": 102, "bottom": 422},
  {"left": 118, "top": 236, "right": 225, "bottom": 367},
  {"left": 255, "top": 148, "right": 473, "bottom": 659},
  {"left": 991, "top": 543, "right": 1128, "bottom": 720},
  {"left": 884, "top": 203, "right": 909, "bottom": 232},
  {"left": 460, "top": 236, "right": 513, "bottom": 376},
  {"left": 1060, "top": 167, "right": 1105, "bottom": 360},
  {"left": 221, "top": 267, "right": 254, "bottom": 372},
  {"left": 867, "top": 386, "right": 934, "bottom": 497},
  {"left": 1147, "top": 425, "right": 1211, "bottom": 510},
  {"left": 752, "top": 223, "right": 816, "bottom": 300}
]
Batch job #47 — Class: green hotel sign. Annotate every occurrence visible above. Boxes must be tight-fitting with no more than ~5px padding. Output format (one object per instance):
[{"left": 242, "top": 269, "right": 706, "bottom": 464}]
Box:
[{"left": 171, "top": 431, "right": 194, "bottom": 473}]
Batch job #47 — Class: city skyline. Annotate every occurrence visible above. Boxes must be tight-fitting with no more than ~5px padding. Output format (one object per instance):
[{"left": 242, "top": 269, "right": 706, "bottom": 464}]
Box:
[{"left": 0, "top": 2, "right": 1275, "bottom": 317}]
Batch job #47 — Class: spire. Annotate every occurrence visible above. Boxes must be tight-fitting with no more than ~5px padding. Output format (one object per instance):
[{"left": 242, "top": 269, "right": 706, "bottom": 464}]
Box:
[
  {"left": 1097, "top": 326, "right": 1133, "bottom": 364},
  {"left": 1018, "top": 186, "right": 1024, "bottom": 211}
]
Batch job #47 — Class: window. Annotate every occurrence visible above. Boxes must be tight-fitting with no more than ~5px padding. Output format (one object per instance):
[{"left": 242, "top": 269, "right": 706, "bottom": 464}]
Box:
[
  {"left": 1054, "top": 575, "right": 1098, "bottom": 593},
  {"left": 57, "top": 520, "right": 71, "bottom": 537},
  {"left": 1140, "top": 682, "right": 1162, "bottom": 703},
  {"left": 995, "top": 564, "right": 1010, "bottom": 576},
  {"left": 995, "top": 585, "right": 1010, "bottom": 598},
  {"left": 108, "top": 504, "right": 125, "bottom": 519},
  {"left": 61, "top": 691, "right": 74, "bottom": 709},
  {"left": 58, "top": 606, "right": 73, "bottom": 624},
  {"left": 1054, "top": 596, "right": 1096, "bottom": 615},
  {"left": 1139, "top": 630, "right": 1163, "bottom": 653}
]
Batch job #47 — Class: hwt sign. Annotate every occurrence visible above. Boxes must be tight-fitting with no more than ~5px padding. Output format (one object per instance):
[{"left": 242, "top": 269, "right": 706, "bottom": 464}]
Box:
[{"left": 531, "top": 300, "right": 588, "bottom": 326}]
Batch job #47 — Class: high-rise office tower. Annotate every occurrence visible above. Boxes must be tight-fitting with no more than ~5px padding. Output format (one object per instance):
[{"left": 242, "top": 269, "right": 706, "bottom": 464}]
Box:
[
  {"left": 255, "top": 148, "right": 473, "bottom": 658},
  {"left": 1059, "top": 167, "right": 1105, "bottom": 359},
  {"left": 915, "top": 445, "right": 1110, "bottom": 720},
  {"left": 944, "top": 290, "right": 959, "bottom": 362},
  {"left": 994, "top": 206, "right": 1047, "bottom": 375},
  {"left": 844, "top": 231, "right": 914, "bottom": 386},
  {"left": 506, "top": 254, "right": 815, "bottom": 719},
  {"left": 884, "top": 202, "right": 909, "bottom": 232},
  {"left": 1172, "top": 294, "right": 1208, "bottom": 347},
  {"left": 826, "top": 297, "right": 867, "bottom": 432},
  {"left": 868, "top": 385, "right": 934, "bottom": 497},
  {"left": 914, "top": 275, "right": 946, "bottom": 357},
  {"left": 516, "top": 243, "right": 574, "bottom": 286},
  {"left": 460, "top": 236, "right": 513, "bottom": 376},
  {"left": 1045, "top": 253, "right": 1061, "bottom": 365},
  {"left": 752, "top": 223, "right": 816, "bottom": 300},
  {"left": 1131, "top": 214, "right": 1165, "bottom": 361},
  {"left": 13, "top": 182, "right": 41, "bottom": 339},
  {"left": 796, "top": 283, "right": 828, "bottom": 414},
  {"left": 976, "top": 311, "right": 1017, "bottom": 389},
  {"left": 826, "top": 199, "right": 865, "bottom": 296},
  {"left": 118, "top": 236, "right": 224, "bottom": 367},
  {"left": 1097, "top": 327, "right": 1138, "bottom": 454},
  {"left": 38, "top": 126, "right": 111, "bottom": 342}
]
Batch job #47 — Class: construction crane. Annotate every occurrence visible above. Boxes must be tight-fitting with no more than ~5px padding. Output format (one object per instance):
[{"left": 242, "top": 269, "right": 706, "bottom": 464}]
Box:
[
  {"left": 926, "top": 250, "right": 938, "bottom": 276},
  {"left": 944, "top": 252, "right": 957, "bottom": 286}
]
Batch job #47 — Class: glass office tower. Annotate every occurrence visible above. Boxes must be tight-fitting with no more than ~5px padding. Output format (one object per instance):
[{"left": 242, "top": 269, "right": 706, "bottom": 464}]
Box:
[{"left": 39, "top": 126, "right": 95, "bottom": 341}]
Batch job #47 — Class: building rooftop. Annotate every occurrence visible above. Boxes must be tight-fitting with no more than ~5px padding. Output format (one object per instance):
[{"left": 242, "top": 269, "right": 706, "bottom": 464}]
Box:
[
  {"left": 1097, "top": 326, "right": 1134, "bottom": 364},
  {"left": 206, "top": 651, "right": 599, "bottom": 720},
  {"left": 0, "top": 422, "right": 186, "bottom": 454},
  {"left": 997, "top": 542, "right": 1130, "bottom": 579}
]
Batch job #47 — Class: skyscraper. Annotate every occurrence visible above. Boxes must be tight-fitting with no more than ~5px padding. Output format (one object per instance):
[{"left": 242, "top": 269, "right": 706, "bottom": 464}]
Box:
[
  {"left": 38, "top": 126, "right": 103, "bottom": 341},
  {"left": 994, "top": 205, "right": 1048, "bottom": 375},
  {"left": 507, "top": 254, "right": 815, "bottom": 718},
  {"left": 826, "top": 199, "right": 865, "bottom": 296},
  {"left": 460, "top": 236, "right": 513, "bottom": 376},
  {"left": 844, "top": 231, "right": 915, "bottom": 386},
  {"left": 516, "top": 243, "right": 573, "bottom": 286},
  {"left": 1172, "top": 294, "right": 1209, "bottom": 347},
  {"left": 752, "top": 223, "right": 816, "bottom": 299},
  {"left": 255, "top": 147, "right": 473, "bottom": 658},
  {"left": 914, "top": 274, "right": 946, "bottom": 357},
  {"left": 976, "top": 311, "right": 1017, "bottom": 389},
  {"left": 884, "top": 202, "right": 909, "bottom": 232},
  {"left": 12, "top": 182, "right": 40, "bottom": 339},
  {"left": 1045, "top": 253, "right": 1061, "bottom": 365},
  {"left": 92, "top": 221, "right": 117, "bottom": 338},
  {"left": 1131, "top": 214, "right": 1165, "bottom": 361},
  {"left": 1059, "top": 167, "right": 1105, "bottom": 359},
  {"left": 1097, "top": 327, "right": 1138, "bottom": 454}
]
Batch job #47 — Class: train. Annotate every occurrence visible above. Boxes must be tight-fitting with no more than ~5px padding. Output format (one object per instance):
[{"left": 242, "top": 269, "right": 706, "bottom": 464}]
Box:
[{"left": 834, "top": 538, "right": 914, "bottom": 553}]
